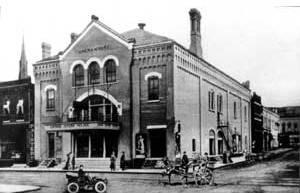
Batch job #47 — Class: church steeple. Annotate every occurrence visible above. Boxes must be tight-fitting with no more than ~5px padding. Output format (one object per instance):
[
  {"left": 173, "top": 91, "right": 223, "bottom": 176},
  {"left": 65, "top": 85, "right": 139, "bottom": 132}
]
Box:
[{"left": 19, "top": 36, "right": 28, "bottom": 80}]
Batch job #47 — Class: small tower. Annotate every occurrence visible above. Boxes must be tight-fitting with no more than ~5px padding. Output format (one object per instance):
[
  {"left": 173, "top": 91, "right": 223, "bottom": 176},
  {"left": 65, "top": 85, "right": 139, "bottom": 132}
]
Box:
[
  {"left": 19, "top": 36, "right": 28, "bottom": 80},
  {"left": 189, "top": 8, "right": 203, "bottom": 58}
]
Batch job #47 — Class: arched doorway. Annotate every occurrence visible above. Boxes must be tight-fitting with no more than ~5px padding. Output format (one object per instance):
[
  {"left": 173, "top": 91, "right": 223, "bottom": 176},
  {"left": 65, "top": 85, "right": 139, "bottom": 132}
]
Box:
[
  {"left": 69, "top": 94, "right": 119, "bottom": 158},
  {"left": 209, "top": 130, "right": 216, "bottom": 155},
  {"left": 217, "top": 131, "right": 224, "bottom": 155}
]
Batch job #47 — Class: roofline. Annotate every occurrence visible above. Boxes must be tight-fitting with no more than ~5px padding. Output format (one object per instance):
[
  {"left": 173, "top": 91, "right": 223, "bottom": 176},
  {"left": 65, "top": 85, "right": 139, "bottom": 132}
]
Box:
[
  {"left": 133, "top": 40, "right": 173, "bottom": 48},
  {"left": 173, "top": 41, "right": 251, "bottom": 92},
  {"left": 0, "top": 77, "right": 32, "bottom": 88},
  {"left": 263, "top": 106, "right": 280, "bottom": 116},
  {"left": 34, "top": 59, "right": 60, "bottom": 65}
]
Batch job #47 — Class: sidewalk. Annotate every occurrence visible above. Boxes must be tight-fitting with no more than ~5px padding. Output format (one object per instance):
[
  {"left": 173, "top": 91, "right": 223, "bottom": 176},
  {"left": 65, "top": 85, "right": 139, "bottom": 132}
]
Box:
[
  {"left": 0, "top": 148, "right": 293, "bottom": 174},
  {"left": 0, "top": 184, "right": 40, "bottom": 193}
]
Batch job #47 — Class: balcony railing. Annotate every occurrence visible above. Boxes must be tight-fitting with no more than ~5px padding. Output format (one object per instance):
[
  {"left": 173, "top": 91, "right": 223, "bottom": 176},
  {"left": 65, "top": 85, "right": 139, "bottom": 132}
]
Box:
[
  {"left": 65, "top": 113, "right": 118, "bottom": 123},
  {"left": 44, "top": 113, "right": 120, "bottom": 132},
  {"left": 0, "top": 114, "right": 26, "bottom": 123}
]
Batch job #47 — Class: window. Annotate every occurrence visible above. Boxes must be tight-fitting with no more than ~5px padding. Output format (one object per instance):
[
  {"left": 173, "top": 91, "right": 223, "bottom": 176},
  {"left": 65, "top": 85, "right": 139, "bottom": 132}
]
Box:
[
  {"left": 282, "top": 123, "right": 286, "bottom": 133},
  {"left": 208, "top": 90, "right": 215, "bottom": 111},
  {"left": 287, "top": 122, "right": 291, "bottom": 130},
  {"left": 233, "top": 102, "right": 237, "bottom": 119},
  {"left": 105, "top": 59, "right": 116, "bottom": 83},
  {"left": 88, "top": 62, "right": 100, "bottom": 85},
  {"left": 209, "top": 130, "right": 216, "bottom": 155},
  {"left": 294, "top": 123, "right": 298, "bottom": 129},
  {"left": 217, "top": 94, "right": 223, "bottom": 113},
  {"left": 46, "top": 89, "right": 55, "bottom": 110},
  {"left": 148, "top": 76, "right": 159, "bottom": 100},
  {"left": 73, "top": 64, "right": 84, "bottom": 86},
  {"left": 244, "top": 106, "right": 247, "bottom": 122}
]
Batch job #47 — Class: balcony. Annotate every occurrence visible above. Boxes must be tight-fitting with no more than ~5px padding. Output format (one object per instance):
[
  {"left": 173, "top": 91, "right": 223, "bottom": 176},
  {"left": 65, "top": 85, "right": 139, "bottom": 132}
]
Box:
[
  {"left": 0, "top": 114, "right": 26, "bottom": 124},
  {"left": 217, "top": 112, "right": 228, "bottom": 128},
  {"left": 44, "top": 114, "right": 120, "bottom": 132}
]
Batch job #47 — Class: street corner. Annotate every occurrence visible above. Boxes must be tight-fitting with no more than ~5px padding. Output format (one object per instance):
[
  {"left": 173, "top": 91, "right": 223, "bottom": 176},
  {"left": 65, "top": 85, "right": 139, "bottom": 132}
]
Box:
[{"left": 0, "top": 184, "right": 40, "bottom": 193}]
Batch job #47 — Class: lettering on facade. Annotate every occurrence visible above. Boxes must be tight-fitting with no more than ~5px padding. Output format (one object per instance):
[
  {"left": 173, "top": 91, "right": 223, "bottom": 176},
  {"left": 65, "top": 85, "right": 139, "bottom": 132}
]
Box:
[{"left": 78, "top": 44, "right": 110, "bottom": 54}]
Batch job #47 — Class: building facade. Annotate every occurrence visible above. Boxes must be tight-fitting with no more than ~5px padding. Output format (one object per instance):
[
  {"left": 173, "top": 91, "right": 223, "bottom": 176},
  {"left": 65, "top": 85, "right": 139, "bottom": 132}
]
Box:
[
  {"left": 0, "top": 40, "right": 34, "bottom": 166},
  {"left": 251, "top": 92, "right": 263, "bottom": 153},
  {"left": 33, "top": 10, "right": 251, "bottom": 168},
  {"left": 271, "top": 106, "right": 300, "bottom": 147},
  {"left": 263, "top": 107, "right": 280, "bottom": 149}
]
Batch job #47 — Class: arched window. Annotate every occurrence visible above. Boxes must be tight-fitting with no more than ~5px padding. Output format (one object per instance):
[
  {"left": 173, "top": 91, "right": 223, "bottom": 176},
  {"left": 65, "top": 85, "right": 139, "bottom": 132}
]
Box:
[
  {"left": 105, "top": 59, "right": 116, "bottom": 83},
  {"left": 73, "top": 64, "right": 84, "bottom": 86},
  {"left": 46, "top": 89, "right": 55, "bottom": 111},
  {"left": 148, "top": 76, "right": 159, "bottom": 100},
  {"left": 88, "top": 62, "right": 100, "bottom": 85},
  {"left": 217, "top": 131, "right": 223, "bottom": 154},
  {"left": 209, "top": 130, "right": 216, "bottom": 155}
]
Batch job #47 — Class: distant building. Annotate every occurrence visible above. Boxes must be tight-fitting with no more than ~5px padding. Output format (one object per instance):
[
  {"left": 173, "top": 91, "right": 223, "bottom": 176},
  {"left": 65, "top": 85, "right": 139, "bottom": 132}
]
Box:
[
  {"left": 269, "top": 106, "right": 300, "bottom": 147},
  {"left": 33, "top": 9, "right": 251, "bottom": 168},
  {"left": 263, "top": 107, "right": 280, "bottom": 149},
  {"left": 251, "top": 93, "right": 263, "bottom": 153},
  {"left": 0, "top": 39, "right": 34, "bottom": 166}
]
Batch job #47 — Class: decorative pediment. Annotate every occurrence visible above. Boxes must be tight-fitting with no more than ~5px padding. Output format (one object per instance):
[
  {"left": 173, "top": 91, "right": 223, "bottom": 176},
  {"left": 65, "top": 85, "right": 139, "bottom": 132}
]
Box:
[{"left": 61, "top": 21, "right": 132, "bottom": 59}]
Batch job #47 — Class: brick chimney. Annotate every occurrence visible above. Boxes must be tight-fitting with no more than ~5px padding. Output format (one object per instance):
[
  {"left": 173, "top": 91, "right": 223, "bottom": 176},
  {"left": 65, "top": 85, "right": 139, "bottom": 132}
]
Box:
[
  {"left": 138, "top": 23, "right": 146, "bottom": 30},
  {"left": 242, "top": 80, "right": 250, "bottom": 89},
  {"left": 41, "top": 42, "right": 51, "bottom": 59},
  {"left": 189, "top": 8, "right": 202, "bottom": 58}
]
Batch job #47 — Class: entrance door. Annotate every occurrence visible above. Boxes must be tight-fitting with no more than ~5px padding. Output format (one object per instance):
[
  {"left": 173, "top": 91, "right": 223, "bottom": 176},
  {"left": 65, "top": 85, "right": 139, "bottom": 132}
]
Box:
[
  {"left": 48, "top": 133, "right": 55, "bottom": 158},
  {"left": 149, "top": 129, "right": 166, "bottom": 158}
]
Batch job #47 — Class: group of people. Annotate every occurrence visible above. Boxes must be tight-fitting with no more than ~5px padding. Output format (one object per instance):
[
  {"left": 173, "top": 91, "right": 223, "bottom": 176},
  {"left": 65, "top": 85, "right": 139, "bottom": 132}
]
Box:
[
  {"left": 64, "top": 151, "right": 126, "bottom": 171},
  {"left": 110, "top": 151, "right": 126, "bottom": 171}
]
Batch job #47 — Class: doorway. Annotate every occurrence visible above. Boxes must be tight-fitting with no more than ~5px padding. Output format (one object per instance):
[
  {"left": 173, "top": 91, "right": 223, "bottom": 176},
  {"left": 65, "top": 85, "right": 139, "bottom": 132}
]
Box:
[
  {"left": 48, "top": 133, "right": 55, "bottom": 158},
  {"left": 149, "top": 129, "right": 166, "bottom": 158}
]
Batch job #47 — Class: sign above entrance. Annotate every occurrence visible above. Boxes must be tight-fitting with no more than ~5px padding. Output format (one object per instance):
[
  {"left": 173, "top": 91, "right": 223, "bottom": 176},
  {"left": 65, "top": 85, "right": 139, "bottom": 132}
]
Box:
[
  {"left": 44, "top": 121, "right": 120, "bottom": 132},
  {"left": 78, "top": 44, "right": 111, "bottom": 54}
]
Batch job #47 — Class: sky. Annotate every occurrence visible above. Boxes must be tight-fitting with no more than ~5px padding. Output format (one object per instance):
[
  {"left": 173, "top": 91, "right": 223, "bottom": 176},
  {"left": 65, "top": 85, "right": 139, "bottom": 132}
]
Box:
[{"left": 0, "top": 0, "right": 299, "bottom": 107}]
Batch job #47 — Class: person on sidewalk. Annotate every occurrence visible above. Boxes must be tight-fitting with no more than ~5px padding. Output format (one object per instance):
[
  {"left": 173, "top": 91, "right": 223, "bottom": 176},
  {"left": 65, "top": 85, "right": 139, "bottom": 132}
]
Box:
[
  {"left": 63, "top": 152, "right": 71, "bottom": 170},
  {"left": 71, "top": 153, "right": 76, "bottom": 170},
  {"left": 120, "top": 151, "right": 126, "bottom": 171},
  {"left": 110, "top": 151, "right": 116, "bottom": 171}
]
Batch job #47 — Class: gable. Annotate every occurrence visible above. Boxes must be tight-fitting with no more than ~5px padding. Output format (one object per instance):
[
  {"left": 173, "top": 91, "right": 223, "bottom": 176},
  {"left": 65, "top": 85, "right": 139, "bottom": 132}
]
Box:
[{"left": 61, "top": 22, "right": 132, "bottom": 59}]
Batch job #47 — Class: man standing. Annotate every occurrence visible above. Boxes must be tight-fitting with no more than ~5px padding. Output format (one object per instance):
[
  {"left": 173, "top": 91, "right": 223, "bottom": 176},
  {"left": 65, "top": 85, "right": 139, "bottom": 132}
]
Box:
[
  {"left": 110, "top": 151, "right": 116, "bottom": 171},
  {"left": 71, "top": 153, "right": 76, "bottom": 170},
  {"left": 120, "top": 151, "right": 126, "bottom": 171},
  {"left": 181, "top": 151, "right": 189, "bottom": 173},
  {"left": 63, "top": 152, "right": 71, "bottom": 170}
]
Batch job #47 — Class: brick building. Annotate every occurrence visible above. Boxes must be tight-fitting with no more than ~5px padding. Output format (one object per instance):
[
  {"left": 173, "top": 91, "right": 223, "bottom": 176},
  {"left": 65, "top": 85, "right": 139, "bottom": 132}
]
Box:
[
  {"left": 0, "top": 39, "right": 34, "bottom": 166},
  {"left": 33, "top": 9, "right": 251, "bottom": 168}
]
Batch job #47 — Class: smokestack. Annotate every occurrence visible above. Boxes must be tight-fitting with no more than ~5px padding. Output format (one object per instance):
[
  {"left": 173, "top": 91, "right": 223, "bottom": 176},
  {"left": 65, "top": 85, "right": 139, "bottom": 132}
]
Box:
[
  {"left": 41, "top": 42, "right": 51, "bottom": 59},
  {"left": 189, "top": 8, "right": 202, "bottom": 58}
]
